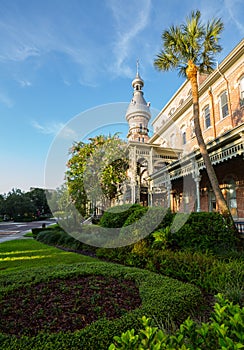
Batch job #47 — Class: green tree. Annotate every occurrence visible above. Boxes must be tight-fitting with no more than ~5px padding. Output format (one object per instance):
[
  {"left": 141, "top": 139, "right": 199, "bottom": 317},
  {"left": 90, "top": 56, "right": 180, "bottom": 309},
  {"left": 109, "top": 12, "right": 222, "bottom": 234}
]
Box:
[
  {"left": 66, "top": 134, "right": 128, "bottom": 216},
  {"left": 27, "top": 188, "right": 51, "bottom": 216},
  {"left": 4, "top": 189, "right": 36, "bottom": 221},
  {"left": 0, "top": 194, "right": 4, "bottom": 218},
  {"left": 154, "top": 10, "right": 235, "bottom": 228}
]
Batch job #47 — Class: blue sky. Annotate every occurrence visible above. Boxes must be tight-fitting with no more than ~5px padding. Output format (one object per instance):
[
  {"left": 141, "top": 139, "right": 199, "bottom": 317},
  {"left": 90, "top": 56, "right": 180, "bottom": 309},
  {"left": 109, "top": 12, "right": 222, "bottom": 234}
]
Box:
[{"left": 0, "top": 0, "right": 243, "bottom": 194}]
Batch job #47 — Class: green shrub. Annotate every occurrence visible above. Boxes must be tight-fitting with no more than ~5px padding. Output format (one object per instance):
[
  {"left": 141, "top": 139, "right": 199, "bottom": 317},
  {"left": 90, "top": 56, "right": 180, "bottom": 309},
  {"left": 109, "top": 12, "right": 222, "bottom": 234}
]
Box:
[
  {"left": 98, "top": 245, "right": 243, "bottom": 304},
  {"left": 32, "top": 227, "right": 54, "bottom": 238},
  {"left": 166, "top": 212, "right": 238, "bottom": 254},
  {"left": 100, "top": 204, "right": 143, "bottom": 228},
  {"left": 118, "top": 207, "right": 172, "bottom": 247},
  {"left": 148, "top": 249, "right": 244, "bottom": 304},
  {"left": 109, "top": 294, "right": 244, "bottom": 350},
  {"left": 122, "top": 206, "right": 148, "bottom": 227},
  {"left": 96, "top": 246, "right": 132, "bottom": 264}
]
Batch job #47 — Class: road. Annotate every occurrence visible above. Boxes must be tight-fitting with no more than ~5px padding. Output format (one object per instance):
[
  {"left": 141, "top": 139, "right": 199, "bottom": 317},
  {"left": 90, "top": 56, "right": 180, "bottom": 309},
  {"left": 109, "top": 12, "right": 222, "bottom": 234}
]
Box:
[{"left": 0, "top": 219, "right": 56, "bottom": 243}]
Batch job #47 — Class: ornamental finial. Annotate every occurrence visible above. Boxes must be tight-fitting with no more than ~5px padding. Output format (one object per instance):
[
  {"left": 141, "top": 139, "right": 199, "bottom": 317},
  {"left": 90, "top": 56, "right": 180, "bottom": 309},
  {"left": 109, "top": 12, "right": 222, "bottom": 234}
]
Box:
[{"left": 136, "top": 58, "right": 139, "bottom": 75}]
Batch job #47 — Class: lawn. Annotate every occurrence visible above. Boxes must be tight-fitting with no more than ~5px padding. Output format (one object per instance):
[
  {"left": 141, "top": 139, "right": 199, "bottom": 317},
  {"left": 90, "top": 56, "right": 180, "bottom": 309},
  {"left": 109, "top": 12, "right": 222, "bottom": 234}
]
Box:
[
  {"left": 0, "top": 238, "right": 203, "bottom": 350},
  {"left": 0, "top": 238, "right": 97, "bottom": 273}
]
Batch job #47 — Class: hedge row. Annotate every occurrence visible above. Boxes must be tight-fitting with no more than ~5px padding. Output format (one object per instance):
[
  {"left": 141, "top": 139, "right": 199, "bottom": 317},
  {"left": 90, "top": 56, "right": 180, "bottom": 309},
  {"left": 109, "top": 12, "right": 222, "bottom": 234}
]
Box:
[
  {"left": 100, "top": 206, "right": 238, "bottom": 254},
  {"left": 0, "top": 262, "right": 202, "bottom": 349}
]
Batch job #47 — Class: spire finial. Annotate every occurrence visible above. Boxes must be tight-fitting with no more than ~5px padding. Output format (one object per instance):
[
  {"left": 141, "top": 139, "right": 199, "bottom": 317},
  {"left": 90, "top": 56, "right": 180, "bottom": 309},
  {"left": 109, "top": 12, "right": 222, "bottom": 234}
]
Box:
[{"left": 136, "top": 58, "right": 139, "bottom": 76}]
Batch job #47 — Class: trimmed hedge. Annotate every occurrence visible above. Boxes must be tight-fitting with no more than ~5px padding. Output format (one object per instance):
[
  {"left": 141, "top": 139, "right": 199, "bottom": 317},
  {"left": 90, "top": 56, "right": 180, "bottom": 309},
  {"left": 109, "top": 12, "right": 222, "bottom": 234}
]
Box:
[
  {"left": 36, "top": 227, "right": 97, "bottom": 253},
  {"left": 32, "top": 227, "right": 55, "bottom": 238},
  {"left": 99, "top": 204, "right": 145, "bottom": 228},
  {"left": 0, "top": 262, "right": 202, "bottom": 350},
  {"left": 169, "top": 212, "right": 238, "bottom": 253}
]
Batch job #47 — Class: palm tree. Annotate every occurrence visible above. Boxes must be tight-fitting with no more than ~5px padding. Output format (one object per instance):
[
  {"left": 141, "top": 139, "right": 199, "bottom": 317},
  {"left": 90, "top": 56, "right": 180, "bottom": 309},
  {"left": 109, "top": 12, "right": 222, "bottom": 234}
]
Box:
[{"left": 154, "top": 10, "right": 236, "bottom": 228}]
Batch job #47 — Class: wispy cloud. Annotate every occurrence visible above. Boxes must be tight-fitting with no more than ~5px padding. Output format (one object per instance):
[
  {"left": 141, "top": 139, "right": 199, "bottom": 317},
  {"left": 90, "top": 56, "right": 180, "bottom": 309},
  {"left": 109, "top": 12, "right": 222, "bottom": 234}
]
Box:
[
  {"left": 31, "top": 120, "right": 63, "bottom": 135},
  {"left": 31, "top": 120, "right": 77, "bottom": 139},
  {"left": 18, "top": 79, "right": 32, "bottom": 87},
  {"left": 224, "top": 0, "right": 244, "bottom": 35},
  {"left": 106, "top": 0, "right": 152, "bottom": 77},
  {"left": 0, "top": 91, "right": 14, "bottom": 108},
  {"left": 0, "top": 4, "right": 94, "bottom": 83},
  {"left": 0, "top": 1, "right": 152, "bottom": 85}
]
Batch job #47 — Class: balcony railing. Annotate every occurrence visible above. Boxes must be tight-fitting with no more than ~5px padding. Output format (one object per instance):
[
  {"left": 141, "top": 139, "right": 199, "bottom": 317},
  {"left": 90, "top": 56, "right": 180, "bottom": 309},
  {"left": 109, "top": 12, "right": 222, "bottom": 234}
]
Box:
[{"left": 234, "top": 220, "right": 244, "bottom": 238}]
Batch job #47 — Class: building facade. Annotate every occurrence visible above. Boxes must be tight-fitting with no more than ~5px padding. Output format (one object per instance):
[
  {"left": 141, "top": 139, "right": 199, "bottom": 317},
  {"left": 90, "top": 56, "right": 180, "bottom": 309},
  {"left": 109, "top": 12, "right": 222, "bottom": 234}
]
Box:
[{"left": 125, "top": 39, "right": 244, "bottom": 219}]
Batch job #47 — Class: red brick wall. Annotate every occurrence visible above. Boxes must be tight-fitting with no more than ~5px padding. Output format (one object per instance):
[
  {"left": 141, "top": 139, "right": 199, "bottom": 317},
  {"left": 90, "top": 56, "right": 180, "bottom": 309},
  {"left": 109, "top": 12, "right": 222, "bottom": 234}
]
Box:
[{"left": 170, "top": 157, "right": 244, "bottom": 218}]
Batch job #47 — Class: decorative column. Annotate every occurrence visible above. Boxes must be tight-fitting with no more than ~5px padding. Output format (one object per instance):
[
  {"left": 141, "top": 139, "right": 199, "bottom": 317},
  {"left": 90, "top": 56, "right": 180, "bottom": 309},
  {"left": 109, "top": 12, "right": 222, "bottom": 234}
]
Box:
[
  {"left": 129, "top": 146, "right": 137, "bottom": 203},
  {"left": 191, "top": 160, "right": 201, "bottom": 212},
  {"left": 166, "top": 181, "right": 172, "bottom": 208},
  {"left": 194, "top": 175, "right": 201, "bottom": 212},
  {"left": 147, "top": 147, "right": 154, "bottom": 206}
]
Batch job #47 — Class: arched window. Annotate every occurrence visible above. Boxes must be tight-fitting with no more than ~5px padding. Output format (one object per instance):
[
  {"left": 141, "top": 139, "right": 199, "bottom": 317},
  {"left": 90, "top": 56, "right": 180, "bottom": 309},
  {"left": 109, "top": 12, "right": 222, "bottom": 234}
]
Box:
[
  {"left": 219, "top": 91, "right": 229, "bottom": 118},
  {"left": 181, "top": 125, "right": 187, "bottom": 145},
  {"left": 203, "top": 105, "right": 211, "bottom": 129}
]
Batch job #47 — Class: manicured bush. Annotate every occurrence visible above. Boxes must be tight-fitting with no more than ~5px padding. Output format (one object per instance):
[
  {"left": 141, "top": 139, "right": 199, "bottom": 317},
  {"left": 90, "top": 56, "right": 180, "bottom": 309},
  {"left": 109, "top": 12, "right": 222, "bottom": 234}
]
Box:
[
  {"left": 148, "top": 249, "right": 244, "bottom": 304},
  {"left": 96, "top": 246, "right": 131, "bottom": 263},
  {"left": 118, "top": 207, "right": 172, "bottom": 247},
  {"left": 97, "top": 245, "right": 244, "bottom": 305},
  {"left": 109, "top": 294, "right": 244, "bottom": 350},
  {"left": 32, "top": 227, "right": 54, "bottom": 238},
  {"left": 122, "top": 206, "right": 148, "bottom": 227},
  {"left": 0, "top": 262, "right": 202, "bottom": 350},
  {"left": 99, "top": 204, "right": 145, "bottom": 228},
  {"left": 36, "top": 229, "right": 64, "bottom": 245},
  {"left": 169, "top": 212, "right": 238, "bottom": 253},
  {"left": 36, "top": 228, "right": 85, "bottom": 251}
]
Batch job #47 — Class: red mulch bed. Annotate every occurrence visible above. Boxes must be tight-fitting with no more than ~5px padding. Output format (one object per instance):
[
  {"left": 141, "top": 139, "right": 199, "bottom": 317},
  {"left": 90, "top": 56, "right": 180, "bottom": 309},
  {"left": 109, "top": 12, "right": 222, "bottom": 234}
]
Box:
[{"left": 0, "top": 275, "right": 141, "bottom": 336}]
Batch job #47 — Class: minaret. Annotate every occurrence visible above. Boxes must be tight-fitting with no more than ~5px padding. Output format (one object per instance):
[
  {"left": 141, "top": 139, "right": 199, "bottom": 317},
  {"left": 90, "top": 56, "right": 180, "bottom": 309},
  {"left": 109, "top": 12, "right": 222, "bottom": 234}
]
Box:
[{"left": 126, "top": 61, "right": 151, "bottom": 142}]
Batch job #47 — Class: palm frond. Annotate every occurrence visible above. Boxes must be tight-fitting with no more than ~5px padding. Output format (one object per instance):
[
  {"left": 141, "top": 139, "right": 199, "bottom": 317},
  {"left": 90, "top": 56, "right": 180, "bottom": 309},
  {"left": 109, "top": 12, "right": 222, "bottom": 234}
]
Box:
[
  {"left": 154, "top": 9, "right": 223, "bottom": 78},
  {"left": 178, "top": 64, "right": 188, "bottom": 78},
  {"left": 204, "top": 17, "right": 224, "bottom": 53},
  {"left": 181, "top": 10, "right": 204, "bottom": 60},
  {"left": 154, "top": 50, "right": 180, "bottom": 72},
  {"left": 199, "top": 53, "right": 215, "bottom": 73}
]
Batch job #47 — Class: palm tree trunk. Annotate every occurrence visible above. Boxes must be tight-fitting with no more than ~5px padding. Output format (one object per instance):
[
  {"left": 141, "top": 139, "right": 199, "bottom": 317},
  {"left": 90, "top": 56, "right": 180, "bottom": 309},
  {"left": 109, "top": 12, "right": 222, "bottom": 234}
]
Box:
[{"left": 186, "top": 61, "right": 237, "bottom": 232}]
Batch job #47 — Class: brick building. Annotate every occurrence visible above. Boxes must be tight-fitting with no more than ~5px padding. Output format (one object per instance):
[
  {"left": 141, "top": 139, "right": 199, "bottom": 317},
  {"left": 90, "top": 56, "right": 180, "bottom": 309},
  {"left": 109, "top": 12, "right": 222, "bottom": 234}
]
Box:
[{"left": 124, "top": 39, "right": 244, "bottom": 219}]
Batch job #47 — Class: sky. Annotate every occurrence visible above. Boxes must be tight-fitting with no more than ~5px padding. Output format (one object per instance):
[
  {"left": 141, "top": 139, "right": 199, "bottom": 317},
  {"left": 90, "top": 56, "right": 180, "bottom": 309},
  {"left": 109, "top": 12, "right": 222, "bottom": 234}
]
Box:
[{"left": 0, "top": 0, "right": 243, "bottom": 194}]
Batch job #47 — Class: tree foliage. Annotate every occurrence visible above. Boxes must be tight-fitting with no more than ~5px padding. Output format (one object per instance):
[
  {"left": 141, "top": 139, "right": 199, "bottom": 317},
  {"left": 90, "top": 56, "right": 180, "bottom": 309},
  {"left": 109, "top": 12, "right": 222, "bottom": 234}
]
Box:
[
  {"left": 0, "top": 188, "right": 51, "bottom": 221},
  {"left": 154, "top": 10, "right": 235, "bottom": 227},
  {"left": 66, "top": 134, "right": 129, "bottom": 216},
  {"left": 154, "top": 10, "right": 223, "bottom": 77}
]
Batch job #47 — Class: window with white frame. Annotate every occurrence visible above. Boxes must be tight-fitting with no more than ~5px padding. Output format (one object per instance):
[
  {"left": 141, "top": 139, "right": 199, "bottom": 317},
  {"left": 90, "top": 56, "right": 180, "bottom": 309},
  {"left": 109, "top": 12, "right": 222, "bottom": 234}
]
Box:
[
  {"left": 219, "top": 91, "right": 229, "bottom": 118},
  {"left": 240, "top": 76, "right": 244, "bottom": 106},
  {"left": 204, "top": 105, "right": 211, "bottom": 129},
  {"left": 181, "top": 125, "right": 187, "bottom": 145},
  {"left": 190, "top": 118, "right": 195, "bottom": 137}
]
